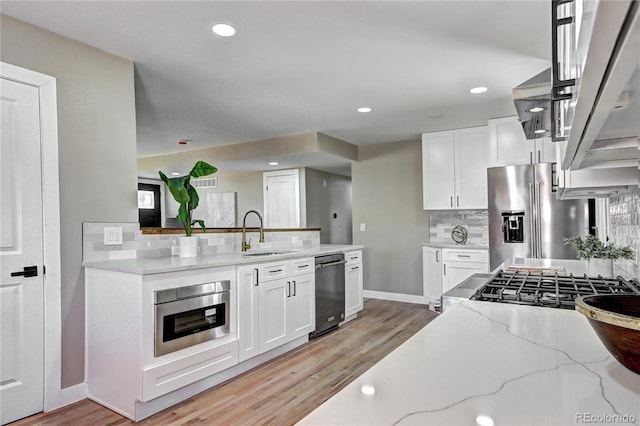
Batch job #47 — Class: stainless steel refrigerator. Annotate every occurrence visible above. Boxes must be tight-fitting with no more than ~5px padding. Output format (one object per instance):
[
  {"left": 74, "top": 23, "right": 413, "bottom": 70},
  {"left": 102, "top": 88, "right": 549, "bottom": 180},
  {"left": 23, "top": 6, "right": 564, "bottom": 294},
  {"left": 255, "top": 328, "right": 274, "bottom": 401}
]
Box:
[{"left": 488, "top": 163, "right": 592, "bottom": 271}]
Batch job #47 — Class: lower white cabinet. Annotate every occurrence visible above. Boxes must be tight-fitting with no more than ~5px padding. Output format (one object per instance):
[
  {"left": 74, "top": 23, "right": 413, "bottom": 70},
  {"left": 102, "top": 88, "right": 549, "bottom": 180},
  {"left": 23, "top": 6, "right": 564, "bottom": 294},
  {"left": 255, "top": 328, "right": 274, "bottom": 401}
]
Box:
[
  {"left": 422, "top": 246, "right": 442, "bottom": 309},
  {"left": 441, "top": 248, "right": 489, "bottom": 293},
  {"left": 257, "top": 258, "right": 315, "bottom": 354},
  {"left": 345, "top": 250, "right": 363, "bottom": 318},
  {"left": 237, "top": 265, "right": 260, "bottom": 362}
]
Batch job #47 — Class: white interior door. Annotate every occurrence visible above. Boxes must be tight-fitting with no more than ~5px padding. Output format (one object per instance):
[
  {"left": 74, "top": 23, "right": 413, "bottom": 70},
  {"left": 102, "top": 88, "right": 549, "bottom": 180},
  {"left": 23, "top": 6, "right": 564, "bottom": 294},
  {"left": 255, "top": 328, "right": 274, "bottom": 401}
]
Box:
[
  {"left": 1, "top": 78, "right": 45, "bottom": 424},
  {"left": 263, "top": 169, "right": 300, "bottom": 228}
]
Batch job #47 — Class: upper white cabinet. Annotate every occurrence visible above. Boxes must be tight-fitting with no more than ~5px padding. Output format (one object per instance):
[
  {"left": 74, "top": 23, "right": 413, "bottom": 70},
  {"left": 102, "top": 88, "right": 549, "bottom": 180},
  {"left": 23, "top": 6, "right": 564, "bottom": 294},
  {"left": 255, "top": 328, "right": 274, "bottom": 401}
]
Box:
[
  {"left": 422, "top": 126, "right": 489, "bottom": 210},
  {"left": 488, "top": 116, "right": 556, "bottom": 166}
]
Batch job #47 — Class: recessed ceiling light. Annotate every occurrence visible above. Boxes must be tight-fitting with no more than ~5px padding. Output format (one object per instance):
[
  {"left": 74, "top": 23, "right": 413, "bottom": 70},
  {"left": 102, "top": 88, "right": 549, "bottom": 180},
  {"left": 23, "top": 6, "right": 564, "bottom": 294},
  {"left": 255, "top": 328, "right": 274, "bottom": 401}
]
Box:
[
  {"left": 171, "top": 172, "right": 181, "bottom": 176},
  {"left": 469, "top": 86, "right": 488, "bottom": 94},
  {"left": 212, "top": 23, "right": 236, "bottom": 37},
  {"left": 528, "top": 106, "right": 546, "bottom": 113},
  {"left": 268, "top": 162, "right": 279, "bottom": 166},
  {"left": 533, "top": 129, "right": 547, "bottom": 134},
  {"left": 357, "top": 107, "right": 372, "bottom": 113}
]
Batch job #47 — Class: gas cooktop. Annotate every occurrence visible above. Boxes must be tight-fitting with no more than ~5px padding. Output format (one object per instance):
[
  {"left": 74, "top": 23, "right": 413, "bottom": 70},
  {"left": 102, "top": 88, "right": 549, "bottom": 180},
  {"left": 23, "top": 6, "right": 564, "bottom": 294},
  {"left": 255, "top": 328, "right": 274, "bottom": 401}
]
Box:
[{"left": 470, "top": 270, "right": 640, "bottom": 309}]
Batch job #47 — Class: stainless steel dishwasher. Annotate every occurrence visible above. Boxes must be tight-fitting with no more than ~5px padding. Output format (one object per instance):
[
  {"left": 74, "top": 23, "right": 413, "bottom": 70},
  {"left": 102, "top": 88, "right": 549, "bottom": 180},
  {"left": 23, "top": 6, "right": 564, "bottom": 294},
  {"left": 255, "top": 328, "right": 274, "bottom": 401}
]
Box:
[{"left": 310, "top": 253, "right": 346, "bottom": 338}]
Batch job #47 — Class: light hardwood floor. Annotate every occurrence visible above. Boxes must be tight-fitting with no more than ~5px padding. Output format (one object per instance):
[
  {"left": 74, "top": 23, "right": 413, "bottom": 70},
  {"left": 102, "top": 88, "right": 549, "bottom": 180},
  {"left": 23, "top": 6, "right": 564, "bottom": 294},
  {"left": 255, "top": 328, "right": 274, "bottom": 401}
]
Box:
[{"left": 13, "top": 298, "right": 438, "bottom": 426}]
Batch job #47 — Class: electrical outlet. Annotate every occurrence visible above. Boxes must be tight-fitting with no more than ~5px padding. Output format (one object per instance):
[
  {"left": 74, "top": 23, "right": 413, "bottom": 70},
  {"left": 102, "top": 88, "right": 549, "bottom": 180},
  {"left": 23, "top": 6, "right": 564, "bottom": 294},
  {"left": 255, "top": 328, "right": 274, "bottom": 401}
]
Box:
[
  {"left": 104, "top": 227, "right": 123, "bottom": 246},
  {"left": 360, "top": 223, "right": 366, "bottom": 232}
]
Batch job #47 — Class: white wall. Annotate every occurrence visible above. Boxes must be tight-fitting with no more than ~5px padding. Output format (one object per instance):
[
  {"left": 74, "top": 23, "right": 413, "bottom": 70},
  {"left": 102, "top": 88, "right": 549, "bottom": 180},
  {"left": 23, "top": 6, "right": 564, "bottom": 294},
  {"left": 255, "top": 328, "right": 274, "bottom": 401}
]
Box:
[
  {"left": 1, "top": 15, "right": 138, "bottom": 387},
  {"left": 352, "top": 139, "right": 430, "bottom": 296}
]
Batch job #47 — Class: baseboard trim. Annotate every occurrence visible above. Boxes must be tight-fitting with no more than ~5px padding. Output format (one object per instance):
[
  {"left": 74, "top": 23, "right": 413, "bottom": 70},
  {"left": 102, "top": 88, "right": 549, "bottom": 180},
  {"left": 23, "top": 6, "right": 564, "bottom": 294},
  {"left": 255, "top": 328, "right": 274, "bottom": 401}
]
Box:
[
  {"left": 363, "top": 290, "right": 426, "bottom": 305},
  {"left": 45, "top": 383, "right": 86, "bottom": 412}
]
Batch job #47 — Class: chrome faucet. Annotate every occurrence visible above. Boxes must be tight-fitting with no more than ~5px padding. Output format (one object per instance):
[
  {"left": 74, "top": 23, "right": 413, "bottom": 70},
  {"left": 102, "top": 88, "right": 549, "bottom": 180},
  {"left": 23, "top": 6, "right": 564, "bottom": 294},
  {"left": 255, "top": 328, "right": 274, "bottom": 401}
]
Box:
[{"left": 241, "top": 210, "right": 265, "bottom": 251}]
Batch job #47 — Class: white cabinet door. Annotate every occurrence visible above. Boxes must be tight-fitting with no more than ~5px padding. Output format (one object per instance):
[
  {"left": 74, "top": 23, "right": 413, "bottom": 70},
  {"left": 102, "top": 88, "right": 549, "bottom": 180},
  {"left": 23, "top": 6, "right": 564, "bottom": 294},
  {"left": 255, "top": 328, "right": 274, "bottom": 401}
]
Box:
[
  {"left": 287, "top": 273, "right": 315, "bottom": 339},
  {"left": 263, "top": 169, "right": 300, "bottom": 228},
  {"left": 535, "top": 137, "right": 557, "bottom": 163},
  {"left": 422, "top": 131, "right": 455, "bottom": 209},
  {"left": 345, "top": 262, "right": 363, "bottom": 317},
  {"left": 488, "top": 116, "right": 556, "bottom": 166},
  {"left": 258, "top": 278, "right": 289, "bottom": 353},
  {"left": 237, "top": 265, "right": 259, "bottom": 362},
  {"left": 422, "top": 246, "right": 442, "bottom": 306},
  {"left": 442, "top": 263, "right": 488, "bottom": 293},
  {"left": 455, "top": 126, "right": 489, "bottom": 209},
  {"left": 441, "top": 248, "right": 489, "bottom": 293}
]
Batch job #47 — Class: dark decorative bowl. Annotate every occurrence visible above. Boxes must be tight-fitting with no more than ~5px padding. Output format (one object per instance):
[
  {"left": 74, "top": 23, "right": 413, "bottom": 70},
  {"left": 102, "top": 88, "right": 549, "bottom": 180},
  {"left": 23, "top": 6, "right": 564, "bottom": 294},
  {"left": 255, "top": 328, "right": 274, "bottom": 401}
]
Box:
[{"left": 575, "top": 295, "right": 640, "bottom": 374}]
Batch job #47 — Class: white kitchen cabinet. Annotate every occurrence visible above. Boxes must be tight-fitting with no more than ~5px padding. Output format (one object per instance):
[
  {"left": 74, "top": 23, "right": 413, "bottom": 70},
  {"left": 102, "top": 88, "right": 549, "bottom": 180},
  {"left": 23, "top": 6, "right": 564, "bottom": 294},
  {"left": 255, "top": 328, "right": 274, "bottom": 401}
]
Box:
[
  {"left": 488, "top": 116, "right": 556, "bottom": 166},
  {"left": 258, "top": 258, "right": 315, "bottom": 354},
  {"left": 422, "top": 246, "right": 442, "bottom": 310},
  {"left": 345, "top": 250, "right": 363, "bottom": 318},
  {"left": 441, "top": 248, "right": 489, "bottom": 293},
  {"left": 422, "top": 126, "right": 488, "bottom": 210},
  {"left": 237, "top": 264, "right": 260, "bottom": 362}
]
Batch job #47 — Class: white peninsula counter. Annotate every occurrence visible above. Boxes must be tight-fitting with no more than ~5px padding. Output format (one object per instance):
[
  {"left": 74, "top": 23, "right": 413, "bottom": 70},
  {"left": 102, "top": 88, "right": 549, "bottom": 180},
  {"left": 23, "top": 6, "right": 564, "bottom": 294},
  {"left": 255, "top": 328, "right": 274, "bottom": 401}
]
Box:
[{"left": 300, "top": 299, "right": 640, "bottom": 425}]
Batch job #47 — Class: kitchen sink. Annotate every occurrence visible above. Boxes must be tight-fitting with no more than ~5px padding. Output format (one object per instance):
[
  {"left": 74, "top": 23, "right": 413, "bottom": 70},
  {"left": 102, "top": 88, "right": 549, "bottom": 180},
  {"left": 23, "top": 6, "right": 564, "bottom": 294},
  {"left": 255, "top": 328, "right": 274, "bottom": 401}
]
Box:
[{"left": 242, "top": 251, "right": 289, "bottom": 257}]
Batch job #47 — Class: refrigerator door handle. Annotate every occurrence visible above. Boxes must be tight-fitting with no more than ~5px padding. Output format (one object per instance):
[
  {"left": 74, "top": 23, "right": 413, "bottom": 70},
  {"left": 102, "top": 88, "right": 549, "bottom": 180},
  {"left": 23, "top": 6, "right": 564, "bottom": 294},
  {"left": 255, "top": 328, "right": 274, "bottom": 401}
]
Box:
[
  {"left": 528, "top": 182, "right": 537, "bottom": 257},
  {"left": 534, "top": 182, "right": 542, "bottom": 258}
]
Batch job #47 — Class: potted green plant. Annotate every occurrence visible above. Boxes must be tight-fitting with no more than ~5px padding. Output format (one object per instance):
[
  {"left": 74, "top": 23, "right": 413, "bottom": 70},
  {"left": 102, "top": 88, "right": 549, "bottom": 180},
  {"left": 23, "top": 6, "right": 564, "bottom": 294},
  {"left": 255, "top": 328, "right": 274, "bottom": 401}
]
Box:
[
  {"left": 564, "top": 235, "right": 633, "bottom": 277},
  {"left": 159, "top": 160, "right": 217, "bottom": 257}
]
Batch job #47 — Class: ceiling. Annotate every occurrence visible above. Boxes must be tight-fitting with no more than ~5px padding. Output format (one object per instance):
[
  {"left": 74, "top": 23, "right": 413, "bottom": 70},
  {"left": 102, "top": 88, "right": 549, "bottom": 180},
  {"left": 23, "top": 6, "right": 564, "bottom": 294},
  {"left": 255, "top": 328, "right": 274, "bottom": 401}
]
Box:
[{"left": 1, "top": 1, "right": 552, "bottom": 174}]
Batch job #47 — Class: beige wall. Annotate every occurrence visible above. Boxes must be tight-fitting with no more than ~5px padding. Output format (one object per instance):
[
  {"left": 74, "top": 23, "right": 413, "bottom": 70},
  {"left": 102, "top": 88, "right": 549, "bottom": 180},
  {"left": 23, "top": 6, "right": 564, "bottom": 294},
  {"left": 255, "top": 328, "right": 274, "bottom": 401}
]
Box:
[
  {"left": 352, "top": 139, "right": 429, "bottom": 296},
  {"left": 1, "top": 15, "right": 138, "bottom": 387}
]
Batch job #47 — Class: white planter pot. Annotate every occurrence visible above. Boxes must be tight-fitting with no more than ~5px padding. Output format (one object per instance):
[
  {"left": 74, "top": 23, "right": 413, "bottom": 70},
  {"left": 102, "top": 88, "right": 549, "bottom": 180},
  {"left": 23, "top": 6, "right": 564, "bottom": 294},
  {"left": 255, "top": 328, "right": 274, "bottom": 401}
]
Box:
[
  {"left": 179, "top": 236, "right": 199, "bottom": 258},
  {"left": 587, "top": 258, "right": 613, "bottom": 278}
]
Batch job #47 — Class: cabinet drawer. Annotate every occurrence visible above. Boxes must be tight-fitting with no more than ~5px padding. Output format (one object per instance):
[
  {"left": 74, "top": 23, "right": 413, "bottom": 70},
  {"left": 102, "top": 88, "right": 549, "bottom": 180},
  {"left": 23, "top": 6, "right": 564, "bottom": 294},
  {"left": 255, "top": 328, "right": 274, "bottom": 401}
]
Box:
[
  {"left": 258, "top": 260, "right": 289, "bottom": 282},
  {"left": 442, "top": 249, "right": 488, "bottom": 263},
  {"left": 290, "top": 257, "right": 314, "bottom": 277},
  {"left": 142, "top": 341, "right": 238, "bottom": 402},
  {"left": 345, "top": 250, "right": 362, "bottom": 265}
]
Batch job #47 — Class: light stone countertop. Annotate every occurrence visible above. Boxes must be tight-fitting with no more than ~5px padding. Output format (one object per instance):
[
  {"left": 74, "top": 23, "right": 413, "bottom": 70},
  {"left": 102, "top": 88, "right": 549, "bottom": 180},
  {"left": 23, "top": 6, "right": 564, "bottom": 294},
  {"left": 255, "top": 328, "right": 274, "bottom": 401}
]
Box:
[
  {"left": 299, "top": 299, "right": 640, "bottom": 426},
  {"left": 422, "top": 242, "right": 489, "bottom": 250},
  {"left": 82, "top": 244, "right": 363, "bottom": 275}
]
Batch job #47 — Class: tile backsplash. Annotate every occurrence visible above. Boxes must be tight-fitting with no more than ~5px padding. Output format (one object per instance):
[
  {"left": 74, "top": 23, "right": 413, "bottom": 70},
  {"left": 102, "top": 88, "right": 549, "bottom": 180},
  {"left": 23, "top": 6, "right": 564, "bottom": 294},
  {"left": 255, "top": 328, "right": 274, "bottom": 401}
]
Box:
[
  {"left": 609, "top": 191, "right": 640, "bottom": 279},
  {"left": 428, "top": 210, "right": 489, "bottom": 246},
  {"left": 82, "top": 222, "right": 321, "bottom": 263}
]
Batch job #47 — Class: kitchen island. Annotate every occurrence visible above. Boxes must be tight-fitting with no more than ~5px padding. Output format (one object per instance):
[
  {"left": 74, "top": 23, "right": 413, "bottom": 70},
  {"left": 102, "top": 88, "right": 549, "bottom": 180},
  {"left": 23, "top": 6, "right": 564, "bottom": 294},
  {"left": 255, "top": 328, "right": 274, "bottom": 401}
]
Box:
[{"left": 299, "top": 299, "right": 640, "bottom": 425}]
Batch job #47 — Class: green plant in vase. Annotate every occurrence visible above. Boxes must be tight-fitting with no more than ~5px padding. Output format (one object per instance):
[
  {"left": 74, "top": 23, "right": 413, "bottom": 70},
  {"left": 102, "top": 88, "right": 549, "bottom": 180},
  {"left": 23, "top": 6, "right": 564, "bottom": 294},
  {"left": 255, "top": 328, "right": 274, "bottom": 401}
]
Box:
[
  {"left": 159, "top": 160, "right": 217, "bottom": 236},
  {"left": 564, "top": 235, "right": 633, "bottom": 277}
]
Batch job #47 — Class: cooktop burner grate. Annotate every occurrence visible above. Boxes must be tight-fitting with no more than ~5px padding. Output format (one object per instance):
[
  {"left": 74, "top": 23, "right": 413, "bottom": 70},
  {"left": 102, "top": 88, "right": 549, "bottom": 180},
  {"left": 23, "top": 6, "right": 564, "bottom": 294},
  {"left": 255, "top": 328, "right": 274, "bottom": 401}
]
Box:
[{"left": 471, "top": 270, "right": 640, "bottom": 309}]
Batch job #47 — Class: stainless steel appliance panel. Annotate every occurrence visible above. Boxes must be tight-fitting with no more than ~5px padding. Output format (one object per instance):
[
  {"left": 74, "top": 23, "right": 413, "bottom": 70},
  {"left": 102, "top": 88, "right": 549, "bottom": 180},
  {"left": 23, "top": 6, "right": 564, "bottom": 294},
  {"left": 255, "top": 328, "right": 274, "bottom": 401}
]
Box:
[
  {"left": 488, "top": 163, "right": 591, "bottom": 271},
  {"left": 533, "top": 163, "right": 590, "bottom": 260},
  {"left": 312, "top": 253, "right": 346, "bottom": 337},
  {"left": 155, "top": 281, "right": 230, "bottom": 357},
  {"left": 488, "top": 164, "right": 534, "bottom": 270}
]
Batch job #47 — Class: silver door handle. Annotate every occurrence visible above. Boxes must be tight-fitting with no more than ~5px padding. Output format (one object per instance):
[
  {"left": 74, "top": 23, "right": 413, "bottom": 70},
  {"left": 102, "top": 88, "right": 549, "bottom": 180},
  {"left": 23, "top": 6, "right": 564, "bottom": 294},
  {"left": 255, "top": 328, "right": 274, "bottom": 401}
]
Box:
[
  {"left": 456, "top": 196, "right": 459, "bottom": 207},
  {"left": 315, "top": 260, "right": 347, "bottom": 269},
  {"left": 450, "top": 196, "right": 453, "bottom": 207},
  {"left": 528, "top": 182, "right": 536, "bottom": 256},
  {"left": 443, "top": 264, "right": 447, "bottom": 275},
  {"left": 287, "top": 281, "right": 291, "bottom": 297},
  {"left": 534, "top": 182, "right": 542, "bottom": 258},
  {"left": 254, "top": 268, "right": 259, "bottom": 286},
  {"left": 292, "top": 280, "right": 296, "bottom": 297}
]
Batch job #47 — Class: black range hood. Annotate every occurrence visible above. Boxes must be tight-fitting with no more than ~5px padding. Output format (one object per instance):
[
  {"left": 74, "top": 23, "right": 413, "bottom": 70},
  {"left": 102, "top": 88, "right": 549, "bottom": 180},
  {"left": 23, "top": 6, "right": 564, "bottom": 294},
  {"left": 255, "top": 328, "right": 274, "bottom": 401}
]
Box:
[{"left": 512, "top": 68, "right": 552, "bottom": 140}]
